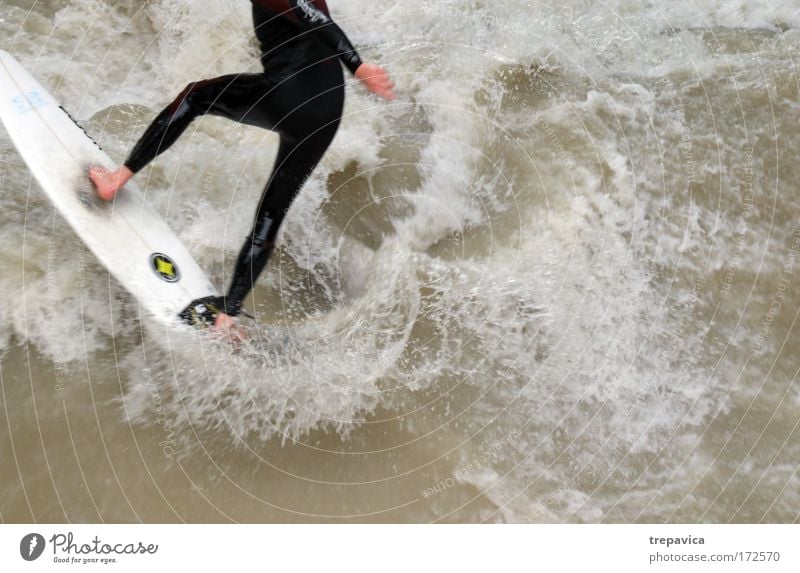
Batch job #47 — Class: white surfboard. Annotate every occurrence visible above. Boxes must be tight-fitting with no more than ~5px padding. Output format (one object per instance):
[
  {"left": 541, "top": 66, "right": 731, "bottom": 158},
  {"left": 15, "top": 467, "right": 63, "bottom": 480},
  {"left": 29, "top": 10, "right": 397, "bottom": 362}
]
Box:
[{"left": 0, "top": 50, "right": 218, "bottom": 328}]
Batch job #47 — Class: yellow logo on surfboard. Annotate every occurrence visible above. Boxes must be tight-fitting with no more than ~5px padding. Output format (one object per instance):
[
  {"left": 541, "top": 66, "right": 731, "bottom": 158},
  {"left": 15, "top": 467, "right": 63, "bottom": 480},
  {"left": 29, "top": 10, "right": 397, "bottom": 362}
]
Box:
[{"left": 150, "top": 253, "right": 180, "bottom": 283}]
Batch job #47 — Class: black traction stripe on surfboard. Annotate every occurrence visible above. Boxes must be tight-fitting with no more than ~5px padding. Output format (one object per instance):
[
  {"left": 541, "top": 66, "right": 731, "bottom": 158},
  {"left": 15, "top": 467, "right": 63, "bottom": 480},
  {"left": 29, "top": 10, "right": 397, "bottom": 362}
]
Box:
[{"left": 58, "top": 105, "right": 103, "bottom": 151}]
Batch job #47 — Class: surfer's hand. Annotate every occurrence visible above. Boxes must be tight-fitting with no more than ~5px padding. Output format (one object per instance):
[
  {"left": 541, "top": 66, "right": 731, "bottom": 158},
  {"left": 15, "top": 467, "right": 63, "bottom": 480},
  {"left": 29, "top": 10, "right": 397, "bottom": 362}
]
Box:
[
  {"left": 89, "top": 165, "right": 133, "bottom": 201},
  {"left": 355, "top": 63, "right": 395, "bottom": 100}
]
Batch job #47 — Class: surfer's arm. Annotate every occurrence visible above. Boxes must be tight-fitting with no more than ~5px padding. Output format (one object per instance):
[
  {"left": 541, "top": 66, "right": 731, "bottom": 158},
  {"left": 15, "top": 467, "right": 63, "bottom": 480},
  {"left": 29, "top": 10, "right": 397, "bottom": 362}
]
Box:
[
  {"left": 288, "top": 0, "right": 364, "bottom": 74},
  {"left": 252, "top": 0, "right": 394, "bottom": 99}
]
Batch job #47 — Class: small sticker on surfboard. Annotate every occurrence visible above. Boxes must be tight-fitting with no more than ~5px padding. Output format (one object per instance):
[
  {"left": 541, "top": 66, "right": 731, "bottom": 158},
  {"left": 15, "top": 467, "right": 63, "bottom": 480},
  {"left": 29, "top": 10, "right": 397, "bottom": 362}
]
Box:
[
  {"left": 11, "top": 90, "right": 47, "bottom": 115},
  {"left": 150, "top": 253, "right": 180, "bottom": 283}
]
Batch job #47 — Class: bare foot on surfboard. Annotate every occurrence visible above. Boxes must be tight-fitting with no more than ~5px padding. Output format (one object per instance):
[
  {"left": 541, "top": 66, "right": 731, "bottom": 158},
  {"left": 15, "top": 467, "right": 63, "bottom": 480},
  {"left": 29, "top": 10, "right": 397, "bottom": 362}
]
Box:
[
  {"left": 211, "top": 312, "right": 248, "bottom": 347},
  {"left": 89, "top": 165, "right": 134, "bottom": 201}
]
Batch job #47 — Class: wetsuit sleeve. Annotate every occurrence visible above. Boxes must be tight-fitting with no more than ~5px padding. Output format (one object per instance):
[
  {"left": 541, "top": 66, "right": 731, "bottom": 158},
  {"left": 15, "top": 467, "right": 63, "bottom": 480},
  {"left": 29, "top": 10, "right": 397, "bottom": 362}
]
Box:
[{"left": 254, "top": 0, "right": 364, "bottom": 74}]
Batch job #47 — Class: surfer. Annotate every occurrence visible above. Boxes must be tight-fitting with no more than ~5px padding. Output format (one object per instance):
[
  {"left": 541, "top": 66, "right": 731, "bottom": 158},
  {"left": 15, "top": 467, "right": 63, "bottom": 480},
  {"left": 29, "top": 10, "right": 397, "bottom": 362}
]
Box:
[{"left": 89, "top": 0, "right": 394, "bottom": 338}]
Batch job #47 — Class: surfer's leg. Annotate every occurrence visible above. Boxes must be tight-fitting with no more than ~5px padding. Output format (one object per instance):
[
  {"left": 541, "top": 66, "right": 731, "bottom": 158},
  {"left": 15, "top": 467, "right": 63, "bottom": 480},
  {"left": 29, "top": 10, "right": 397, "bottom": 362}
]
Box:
[
  {"left": 124, "top": 74, "right": 274, "bottom": 174},
  {"left": 91, "top": 74, "right": 274, "bottom": 201},
  {"left": 176, "top": 60, "right": 344, "bottom": 322},
  {"left": 220, "top": 120, "right": 340, "bottom": 316},
  {"left": 211, "top": 59, "right": 345, "bottom": 317}
]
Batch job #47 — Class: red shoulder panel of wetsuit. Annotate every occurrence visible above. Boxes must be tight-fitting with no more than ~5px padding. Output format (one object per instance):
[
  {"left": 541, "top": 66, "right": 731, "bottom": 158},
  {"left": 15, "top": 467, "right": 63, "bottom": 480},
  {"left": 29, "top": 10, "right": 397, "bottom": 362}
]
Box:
[{"left": 251, "top": 0, "right": 331, "bottom": 22}]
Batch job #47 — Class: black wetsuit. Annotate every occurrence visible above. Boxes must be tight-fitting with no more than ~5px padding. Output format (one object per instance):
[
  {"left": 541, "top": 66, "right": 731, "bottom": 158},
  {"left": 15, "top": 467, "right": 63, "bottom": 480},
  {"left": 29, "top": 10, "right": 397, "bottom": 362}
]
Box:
[{"left": 125, "top": 0, "right": 363, "bottom": 320}]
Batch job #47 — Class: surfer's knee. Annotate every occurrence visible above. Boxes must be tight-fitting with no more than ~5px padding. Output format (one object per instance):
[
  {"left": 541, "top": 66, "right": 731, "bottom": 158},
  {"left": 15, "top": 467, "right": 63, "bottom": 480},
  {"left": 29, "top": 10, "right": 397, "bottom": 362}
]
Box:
[{"left": 168, "top": 80, "right": 215, "bottom": 120}]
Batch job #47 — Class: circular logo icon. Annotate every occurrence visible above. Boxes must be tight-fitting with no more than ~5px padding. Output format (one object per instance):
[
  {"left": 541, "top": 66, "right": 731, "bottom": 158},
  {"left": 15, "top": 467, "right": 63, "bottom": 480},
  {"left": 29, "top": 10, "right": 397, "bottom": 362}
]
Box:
[
  {"left": 150, "top": 253, "right": 180, "bottom": 283},
  {"left": 20, "top": 533, "right": 45, "bottom": 561}
]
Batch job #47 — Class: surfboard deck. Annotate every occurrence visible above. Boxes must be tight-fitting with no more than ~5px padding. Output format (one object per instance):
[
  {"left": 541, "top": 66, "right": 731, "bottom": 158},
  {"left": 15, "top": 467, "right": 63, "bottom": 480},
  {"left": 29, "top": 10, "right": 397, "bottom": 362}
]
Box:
[{"left": 0, "top": 50, "right": 218, "bottom": 329}]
